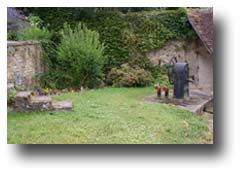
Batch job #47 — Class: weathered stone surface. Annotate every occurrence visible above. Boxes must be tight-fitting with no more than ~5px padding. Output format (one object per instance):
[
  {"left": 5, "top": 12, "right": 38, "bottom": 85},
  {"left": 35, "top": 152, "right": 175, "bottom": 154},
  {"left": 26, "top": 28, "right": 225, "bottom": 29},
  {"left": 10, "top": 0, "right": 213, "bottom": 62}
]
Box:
[
  {"left": 16, "top": 91, "right": 32, "bottom": 98},
  {"left": 30, "top": 96, "right": 52, "bottom": 104},
  {"left": 29, "top": 96, "right": 53, "bottom": 111},
  {"left": 14, "top": 91, "right": 33, "bottom": 112},
  {"left": 7, "top": 83, "right": 14, "bottom": 91},
  {"left": 52, "top": 101, "right": 72, "bottom": 111},
  {"left": 13, "top": 91, "right": 73, "bottom": 112},
  {"left": 204, "top": 101, "right": 213, "bottom": 113},
  {"left": 143, "top": 89, "right": 213, "bottom": 114},
  {"left": 15, "top": 91, "right": 32, "bottom": 105},
  {"left": 7, "top": 41, "right": 43, "bottom": 90}
]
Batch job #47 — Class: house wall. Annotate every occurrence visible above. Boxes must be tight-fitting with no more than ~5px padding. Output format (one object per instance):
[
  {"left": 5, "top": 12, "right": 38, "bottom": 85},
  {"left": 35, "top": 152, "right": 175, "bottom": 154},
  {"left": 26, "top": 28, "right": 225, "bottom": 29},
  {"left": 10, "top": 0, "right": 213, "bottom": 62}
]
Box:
[
  {"left": 197, "top": 43, "right": 213, "bottom": 94},
  {"left": 7, "top": 41, "right": 43, "bottom": 90},
  {"left": 146, "top": 39, "right": 213, "bottom": 93}
]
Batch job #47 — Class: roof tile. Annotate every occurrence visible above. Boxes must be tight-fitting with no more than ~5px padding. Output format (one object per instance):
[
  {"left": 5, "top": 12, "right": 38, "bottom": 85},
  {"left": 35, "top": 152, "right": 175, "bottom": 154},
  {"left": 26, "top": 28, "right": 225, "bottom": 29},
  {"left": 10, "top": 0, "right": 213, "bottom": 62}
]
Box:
[{"left": 187, "top": 8, "right": 213, "bottom": 54}]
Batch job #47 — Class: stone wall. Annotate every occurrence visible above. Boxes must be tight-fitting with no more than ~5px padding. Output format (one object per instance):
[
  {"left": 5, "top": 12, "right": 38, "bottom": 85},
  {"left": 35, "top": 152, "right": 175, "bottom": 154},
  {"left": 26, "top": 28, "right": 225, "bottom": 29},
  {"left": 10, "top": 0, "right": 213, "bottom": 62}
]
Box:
[
  {"left": 7, "top": 41, "right": 43, "bottom": 90},
  {"left": 146, "top": 39, "right": 213, "bottom": 93}
]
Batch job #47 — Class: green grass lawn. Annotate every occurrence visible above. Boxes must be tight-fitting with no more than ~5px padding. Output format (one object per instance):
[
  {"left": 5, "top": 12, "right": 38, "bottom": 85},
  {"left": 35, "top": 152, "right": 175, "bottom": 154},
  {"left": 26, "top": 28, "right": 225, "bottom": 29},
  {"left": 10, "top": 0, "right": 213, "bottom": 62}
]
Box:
[{"left": 8, "top": 87, "right": 213, "bottom": 144}]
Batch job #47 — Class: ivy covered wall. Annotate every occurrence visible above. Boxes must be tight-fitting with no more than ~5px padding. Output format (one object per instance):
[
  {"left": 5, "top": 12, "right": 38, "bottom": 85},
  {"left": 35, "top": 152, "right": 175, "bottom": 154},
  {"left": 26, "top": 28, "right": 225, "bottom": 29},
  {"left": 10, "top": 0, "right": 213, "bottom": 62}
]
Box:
[{"left": 18, "top": 8, "right": 197, "bottom": 72}]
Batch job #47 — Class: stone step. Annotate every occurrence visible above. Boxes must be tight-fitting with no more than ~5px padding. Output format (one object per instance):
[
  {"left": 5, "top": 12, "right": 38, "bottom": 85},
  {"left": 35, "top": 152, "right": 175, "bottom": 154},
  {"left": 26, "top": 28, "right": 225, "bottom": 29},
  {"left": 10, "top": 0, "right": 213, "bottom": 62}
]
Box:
[
  {"left": 15, "top": 91, "right": 32, "bottom": 101},
  {"left": 14, "top": 91, "right": 33, "bottom": 112},
  {"left": 185, "top": 97, "right": 213, "bottom": 114},
  {"left": 29, "top": 96, "right": 53, "bottom": 111},
  {"left": 52, "top": 101, "right": 72, "bottom": 111},
  {"left": 13, "top": 91, "right": 72, "bottom": 112},
  {"left": 30, "top": 96, "right": 52, "bottom": 104},
  {"left": 16, "top": 91, "right": 32, "bottom": 97}
]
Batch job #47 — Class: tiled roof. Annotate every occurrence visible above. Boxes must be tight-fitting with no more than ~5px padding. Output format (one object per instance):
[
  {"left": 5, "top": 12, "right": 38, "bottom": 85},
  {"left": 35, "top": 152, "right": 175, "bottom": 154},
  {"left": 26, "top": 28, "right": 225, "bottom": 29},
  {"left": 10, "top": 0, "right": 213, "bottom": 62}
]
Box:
[{"left": 187, "top": 8, "right": 213, "bottom": 55}]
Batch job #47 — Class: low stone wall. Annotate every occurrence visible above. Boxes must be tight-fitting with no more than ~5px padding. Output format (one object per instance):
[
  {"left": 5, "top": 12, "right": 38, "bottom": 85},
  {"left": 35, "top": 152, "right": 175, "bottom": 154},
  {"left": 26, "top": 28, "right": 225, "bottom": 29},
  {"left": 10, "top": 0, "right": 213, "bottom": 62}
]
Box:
[
  {"left": 146, "top": 39, "right": 213, "bottom": 93},
  {"left": 7, "top": 41, "right": 43, "bottom": 90}
]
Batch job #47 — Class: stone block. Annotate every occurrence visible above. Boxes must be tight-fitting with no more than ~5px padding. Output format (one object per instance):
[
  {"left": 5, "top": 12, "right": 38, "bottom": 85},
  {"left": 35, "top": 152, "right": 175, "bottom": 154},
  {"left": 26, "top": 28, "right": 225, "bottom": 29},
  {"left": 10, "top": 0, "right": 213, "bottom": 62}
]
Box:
[
  {"left": 15, "top": 91, "right": 32, "bottom": 105},
  {"left": 52, "top": 101, "right": 72, "bottom": 111},
  {"left": 7, "top": 83, "right": 14, "bottom": 91},
  {"left": 13, "top": 91, "right": 73, "bottom": 112},
  {"left": 14, "top": 91, "right": 32, "bottom": 112},
  {"left": 30, "top": 96, "right": 52, "bottom": 104},
  {"left": 29, "top": 96, "right": 53, "bottom": 111}
]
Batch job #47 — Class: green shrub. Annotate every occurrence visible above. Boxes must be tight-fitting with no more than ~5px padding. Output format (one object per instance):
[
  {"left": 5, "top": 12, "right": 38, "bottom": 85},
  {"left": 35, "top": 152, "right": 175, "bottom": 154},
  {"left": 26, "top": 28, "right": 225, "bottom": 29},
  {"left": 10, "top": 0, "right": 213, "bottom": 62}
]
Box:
[
  {"left": 16, "top": 15, "right": 52, "bottom": 42},
  {"left": 56, "top": 22, "right": 105, "bottom": 89},
  {"left": 15, "top": 15, "right": 54, "bottom": 65},
  {"left": 107, "top": 64, "right": 153, "bottom": 87},
  {"left": 7, "top": 30, "right": 18, "bottom": 40},
  {"left": 17, "top": 26, "right": 51, "bottom": 41}
]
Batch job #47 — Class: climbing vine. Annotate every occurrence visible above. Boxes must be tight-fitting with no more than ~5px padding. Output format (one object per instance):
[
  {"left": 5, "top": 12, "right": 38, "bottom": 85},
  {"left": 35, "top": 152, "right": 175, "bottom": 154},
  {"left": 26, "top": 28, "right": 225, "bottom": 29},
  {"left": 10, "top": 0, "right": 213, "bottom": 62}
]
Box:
[
  {"left": 18, "top": 8, "right": 196, "bottom": 70},
  {"left": 11, "top": 8, "right": 198, "bottom": 88}
]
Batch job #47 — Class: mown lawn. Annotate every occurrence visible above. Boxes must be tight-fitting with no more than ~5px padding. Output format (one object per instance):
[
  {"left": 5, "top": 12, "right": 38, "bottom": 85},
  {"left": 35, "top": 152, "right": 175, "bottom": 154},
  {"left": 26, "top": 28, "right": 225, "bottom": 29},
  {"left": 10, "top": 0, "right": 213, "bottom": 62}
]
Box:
[{"left": 8, "top": 87, "right": 213, "bottom": 144}]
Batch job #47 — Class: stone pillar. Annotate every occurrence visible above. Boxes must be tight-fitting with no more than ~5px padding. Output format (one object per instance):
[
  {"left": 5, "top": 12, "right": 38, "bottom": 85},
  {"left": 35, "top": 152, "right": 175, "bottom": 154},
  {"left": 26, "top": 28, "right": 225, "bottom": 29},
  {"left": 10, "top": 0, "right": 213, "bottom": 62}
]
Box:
[{"left": 7, "top": 41, "right": 43, "bottom": 90}]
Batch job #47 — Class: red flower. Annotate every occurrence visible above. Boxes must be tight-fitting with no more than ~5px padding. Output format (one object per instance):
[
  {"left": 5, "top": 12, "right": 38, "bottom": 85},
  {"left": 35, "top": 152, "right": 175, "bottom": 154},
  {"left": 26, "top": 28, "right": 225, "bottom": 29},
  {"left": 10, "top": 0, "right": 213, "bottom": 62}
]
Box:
[
  {"left": 162, "top": 87, "right": 168, "bottom": 92},
  {"left": 155, "top": 85, "right": 161, "bottom": 91}
]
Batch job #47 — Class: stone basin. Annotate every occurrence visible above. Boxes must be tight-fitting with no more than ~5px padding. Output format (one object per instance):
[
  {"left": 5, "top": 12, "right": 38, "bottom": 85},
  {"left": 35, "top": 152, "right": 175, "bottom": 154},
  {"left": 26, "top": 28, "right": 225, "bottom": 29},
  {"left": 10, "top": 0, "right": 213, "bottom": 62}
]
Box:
[{"left": 143, "top": 89, "right": 213, "bottom": 114}]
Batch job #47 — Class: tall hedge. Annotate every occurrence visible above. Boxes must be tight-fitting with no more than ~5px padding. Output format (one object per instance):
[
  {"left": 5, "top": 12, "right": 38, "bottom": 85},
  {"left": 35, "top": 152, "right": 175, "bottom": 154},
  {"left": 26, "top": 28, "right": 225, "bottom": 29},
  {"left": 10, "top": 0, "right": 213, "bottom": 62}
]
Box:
[{"left": 17, "top": 8, "right": 197, "bottom": 86}]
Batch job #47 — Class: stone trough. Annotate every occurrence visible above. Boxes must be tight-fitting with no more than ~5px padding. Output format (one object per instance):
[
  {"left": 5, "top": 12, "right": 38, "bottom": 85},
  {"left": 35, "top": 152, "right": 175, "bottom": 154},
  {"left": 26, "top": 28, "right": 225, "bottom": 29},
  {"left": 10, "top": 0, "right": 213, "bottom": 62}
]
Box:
[
  {"left": 143, "top": 89, "right": 213, "bottom": 114},
  {"left": 14, "top": 91, "right": 72, "bottom": 112}
]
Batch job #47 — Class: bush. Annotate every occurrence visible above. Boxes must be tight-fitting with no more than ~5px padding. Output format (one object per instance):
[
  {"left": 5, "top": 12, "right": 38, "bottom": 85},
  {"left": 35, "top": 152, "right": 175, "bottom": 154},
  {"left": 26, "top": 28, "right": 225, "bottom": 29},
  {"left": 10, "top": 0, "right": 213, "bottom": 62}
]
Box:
[
  {"left": 55, "top": 22, "right": 105, "bottom": 89},
  {"left": 16, "top": 15, "right": 52, "bottom": 42},
  {"left": 7, "top": 31, "right": 18, "bottom": 40},
  {"left": 107, "top": 64, "right": 153, "bottom": 87}
]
